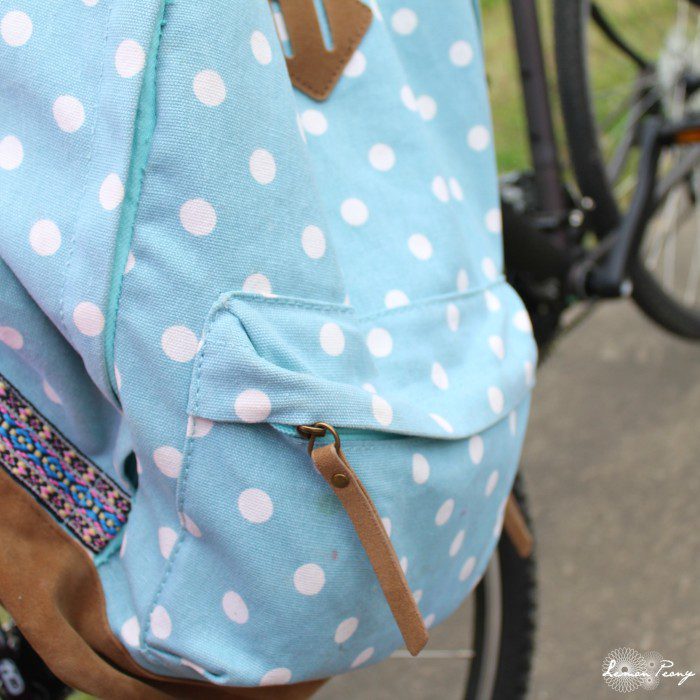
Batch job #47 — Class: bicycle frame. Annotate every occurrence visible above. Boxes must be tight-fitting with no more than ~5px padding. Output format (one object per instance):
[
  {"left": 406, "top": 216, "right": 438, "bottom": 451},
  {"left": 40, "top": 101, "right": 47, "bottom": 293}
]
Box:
[{"left": 505, "top": 0, "right": 700, "bottom": 301}]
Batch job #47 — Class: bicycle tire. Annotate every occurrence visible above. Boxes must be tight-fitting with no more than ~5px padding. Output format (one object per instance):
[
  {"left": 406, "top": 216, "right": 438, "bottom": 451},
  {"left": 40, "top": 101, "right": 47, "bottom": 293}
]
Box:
[
  {"left": 554, "top": 0, "right": 700, "bottom": 339},
  {"left": 464, "top": 474, "right": 537, "bottom": 700}
]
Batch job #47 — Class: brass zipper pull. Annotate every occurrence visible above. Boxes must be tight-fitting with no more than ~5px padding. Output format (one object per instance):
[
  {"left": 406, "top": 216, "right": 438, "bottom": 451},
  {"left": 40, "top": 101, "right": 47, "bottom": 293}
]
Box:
[{"left": 297, "top": 423, "right": 428, "bottom": 656}]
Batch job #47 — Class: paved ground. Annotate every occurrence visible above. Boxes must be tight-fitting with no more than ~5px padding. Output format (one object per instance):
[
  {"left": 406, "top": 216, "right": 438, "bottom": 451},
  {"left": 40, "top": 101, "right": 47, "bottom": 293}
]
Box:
[{"left": 318, "top": 300, "right": 700, "bottom": 699}]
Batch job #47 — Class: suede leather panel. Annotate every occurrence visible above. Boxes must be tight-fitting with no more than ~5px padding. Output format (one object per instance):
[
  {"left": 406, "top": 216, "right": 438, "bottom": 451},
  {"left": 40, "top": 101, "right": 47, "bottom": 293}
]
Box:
[{"left": 0, "top": 469, "right": 325, "bottom": 700}]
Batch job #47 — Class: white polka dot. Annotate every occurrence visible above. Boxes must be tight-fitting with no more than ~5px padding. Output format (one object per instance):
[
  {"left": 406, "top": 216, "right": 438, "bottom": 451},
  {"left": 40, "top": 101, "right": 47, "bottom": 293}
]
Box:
[
  {"left": 153, "top": 446, "right": 183, "bottom": 478},
  {"left": 432, "top": 176, "right": 450, "bottom": 203},
  {"left": 449, "top": 177, "right": 464, "bottom": 201},
  {"left": 456, "top": 269, "right": 469, "bottom": 292},
  {"left": 482, "top": 257, "right": 498, "bottom": 281},
  {"left": 450, "top": 40, "right": 474, "bottom": 67},
  {"left": 301, "top": 225, "right": 326, "bottom": 259},
  {"left": 260, "top": 668, "right": 292, "bottom": 686},
  {"left": 469, "top": 435, "right": 484, "bottom": 465},
  {"left": 158, "top": 527, "right": 177, "bottom": 559},
  {"left": 249, "top": 149, "right": 276, "bottom": 185},
  {"left": 485, "top": 208, "right": 502, "bottom": 233},
  {"left": 486, "top": 470, "right": 499, "bottom": 497},
  {"left": 446, "top": 303, "right": 460, "bottom": 332},
  {"left": 382, "top": 517, "right": 392, "bottom": 537},
  {"left": 435, "top": 498, "right": 455, "bottom": 526},
  {"left": 431, "top": 362, "right": 449, "bottom": 390},
  {"left": 391, "top": 8, "right": 418, "bottom": 35},
  {"left": 340, "top": 198, "right": 369, "bottom": 226},
  {"left": 319, "top": 322, "right": 345, "bottom": 356},
  {"left": 82, "top": 0, "right": 99, "bottom": 6},
  {"left": 494, "top": 499, "right": 507, "bottom": 537},
  {"left": 124, "top": 251, "right": 135, "bottom": 273},
  {"left": 459, "top": 556, "right": 476, "bottom": 582},
  {"left": 301, "top": 109, "right": 328, "bottom": 136},
  {"left": 400, "top": 556, "right": 408, "bottom": 573},
  {"left": 513, "top": 309, "right": 533, "bottom": 333},
  {"left": 450, "top": 529, "right": 466, "bottom": 557},
  {"left": 238, "top": 488, "right": 274, "bottom": 524},
  {"left": 1, "top": 11, "right": 32, "bottom": 47},
  {"left": 408, "top": 233, "right": 433, "bottom": 260},
  {"left": 120, "top": 532, "right": 127, "bottom": 558},
  {"left": 484, "top": 290, "right": 501, "bottom": 312},
  {"left": 150, "top": 605, "right": 172, "bottom": 639},
  {"left": 161, "top": 326, "right": 198, "bottom": 362},
  {"left": 362, "top": 383, "right": 377, "bottom": 394},
  {"left": 0, "top": 135, "right": 23, "bottom": 170},
  {"left": 121, "top": 617, "right": 140, "bottom": 647},
  {"left": 186, "top": 415, "right": 213, "bottom": 439},
  {"left": 0, "top": 327, "right": 23, "bottom": 350},
  {"left": 29, "top": 220, "right": 61, "bottom": 256},
  {"left": 372, "top": 394, "right": 393, "bottom": 427},
  {"left": 114, "top": 39, "right": 145, "bottom": 78},
  {"left": 242, "top": 273, "right": 272, "bottom": 296},
  {"left": 42, "top": 379, "right": 62, "bottom": 404},
  {"left": 344, "top": 50, "right": 366, "bottom": 77},
  {"left": 351, "top": 647, "right": 374, "bottom": 668},
  {"left": 413, "top": 589, "right": 423, "bottom": 604},
  {"left": 52, "top": 95, "right": 85, "bottom": 133},
  {"left": 222, "top": 591, "right": 249, "bottom": 624},
  {"left": 489, "top": 335, "right": 505, "bottom": 360},
  {"left": 400, "top": 85, "right": 418, "bottom": 111},
  {"left": 488, "top": 386, "right": 504, "bottom": 414},
  {"left": 509, "top": 410, "right": 517, "bottom": 436},
  {"left": 251, "top": 30, "right": 272, "bottom": 64},
  {"left": 368, "top": 143, "right": 395, "bottom": 172},
  {"left": 73, "top": 302, "right": 104, "bottom": 337},
  {"left": 468, "top": 125, "right": 491, "bottom": 151},
  {"left": 524, "top": 360, "right": 535, "bottom": 387},
  {"left": 412, "top": 453, "right": 430, "bottom": 484},
  {"left": 424, "top": 613, "right": 436, "bottom": 629},
  {"left": 273, "top": 10, "right": 288, "bottom": 41},
  {"left": 384, "top": 289, "right": 409, "bottom": 309},
  {"left": 294, "top": 563, "right": 325, "bottom": 596},
  {"left": 416, "top": 95, "right": 437, "bottom": 121},
  {"left": 335, "top": 617, "right": 359, "bottom": 644},
  {"left": 193, "top": 69, "right": 226, "bottom": 106},
  {"left": 114, "top": 365, "right": 122, "bottom": 392},
  {"left": 366, "top": 327, "right": 393, "bottom": 357},
  {"left": 234, "top": 389, "right": 272, "bottom": 423},
  {"left": 99, "top": 173, "right": 124, "bottom": 211},
  {"left": 429, "top": 413, "right": 454, "bottom": 434},
  {"left": 181, "top": 512, "right": 202, "bottom": 538},
  {"left": 179, "top": 198, "right": 216, "bottom": 236}
]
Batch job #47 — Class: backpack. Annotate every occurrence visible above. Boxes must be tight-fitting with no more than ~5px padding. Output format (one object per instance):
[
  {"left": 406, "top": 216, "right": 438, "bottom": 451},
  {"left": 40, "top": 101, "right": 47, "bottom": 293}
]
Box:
[{"left": 0, "top": 0, "right": 537, "bottom": 696}]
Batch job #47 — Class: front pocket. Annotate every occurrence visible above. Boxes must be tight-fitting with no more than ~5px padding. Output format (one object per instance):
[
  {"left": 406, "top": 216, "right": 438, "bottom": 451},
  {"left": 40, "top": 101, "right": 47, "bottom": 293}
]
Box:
[{"left": 188, "top": 283, "right": 537, "bottom": 440}]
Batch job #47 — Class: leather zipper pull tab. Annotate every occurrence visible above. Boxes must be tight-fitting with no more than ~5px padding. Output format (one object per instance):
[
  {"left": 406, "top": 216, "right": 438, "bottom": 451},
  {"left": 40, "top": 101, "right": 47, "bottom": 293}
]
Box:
[{"left": 299, "top": 423, "right": 428, "bottom": 656}]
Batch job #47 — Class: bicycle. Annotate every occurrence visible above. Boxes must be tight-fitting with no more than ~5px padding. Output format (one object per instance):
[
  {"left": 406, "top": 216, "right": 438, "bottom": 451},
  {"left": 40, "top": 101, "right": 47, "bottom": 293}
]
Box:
[{"left": 2, "top": 1, "right": 699, "bottom": 699}]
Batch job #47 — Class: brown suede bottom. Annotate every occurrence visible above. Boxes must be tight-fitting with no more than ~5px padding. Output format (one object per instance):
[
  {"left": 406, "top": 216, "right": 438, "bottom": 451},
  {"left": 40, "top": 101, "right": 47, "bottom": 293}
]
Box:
[{"left": 0, "top": 469, "right": 326, "bottom": 699}]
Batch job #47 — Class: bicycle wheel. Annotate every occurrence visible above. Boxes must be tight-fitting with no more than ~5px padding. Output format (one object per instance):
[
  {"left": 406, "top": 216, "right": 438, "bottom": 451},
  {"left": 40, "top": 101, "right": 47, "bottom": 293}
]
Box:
[
  {"left": 464, "top": 475, "right": 536, "bottom": 700},
  {"left": 555, "top": 0, "right": 700, "bottom": 338}
]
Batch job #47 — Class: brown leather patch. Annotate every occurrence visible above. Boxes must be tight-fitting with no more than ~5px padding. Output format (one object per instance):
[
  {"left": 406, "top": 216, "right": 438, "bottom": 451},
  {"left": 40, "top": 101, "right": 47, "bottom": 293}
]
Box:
[
  {"left": 277, "top": 0, "right": 373, "bottom": 101},
  {"left": 0, "top": 468, "right": 325, "bottom": 699},
  {"left": 503, "top": 493, "right": 534, "bottom": 558}
]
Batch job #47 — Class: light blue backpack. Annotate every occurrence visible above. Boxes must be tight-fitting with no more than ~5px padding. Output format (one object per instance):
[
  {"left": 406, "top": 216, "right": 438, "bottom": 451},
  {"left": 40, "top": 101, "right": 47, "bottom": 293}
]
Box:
[{"left": 0, "top": 0, "right": 536, "bottom": 695}]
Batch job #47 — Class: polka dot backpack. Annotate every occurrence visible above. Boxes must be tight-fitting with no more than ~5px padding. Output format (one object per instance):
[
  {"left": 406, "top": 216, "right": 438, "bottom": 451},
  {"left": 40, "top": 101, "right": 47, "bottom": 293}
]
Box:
[{"left": 0, "top": 0, "right": 537, "bottom": 697}]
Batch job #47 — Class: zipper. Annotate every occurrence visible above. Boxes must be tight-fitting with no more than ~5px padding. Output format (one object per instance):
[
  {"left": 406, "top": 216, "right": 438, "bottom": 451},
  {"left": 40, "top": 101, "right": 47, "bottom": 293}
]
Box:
[{"left": 297, "top": 422, "right": 428, "bottom": 656}]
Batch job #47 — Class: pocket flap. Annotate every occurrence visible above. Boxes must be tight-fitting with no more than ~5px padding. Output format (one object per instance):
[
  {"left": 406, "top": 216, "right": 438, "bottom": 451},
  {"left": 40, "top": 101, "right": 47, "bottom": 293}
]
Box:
[{"left": 188, "top": 284, "right": 537, "bottom": 439}]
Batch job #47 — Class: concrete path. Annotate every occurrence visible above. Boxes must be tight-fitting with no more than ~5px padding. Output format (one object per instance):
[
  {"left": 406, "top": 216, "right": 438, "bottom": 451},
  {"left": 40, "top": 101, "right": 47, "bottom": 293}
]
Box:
[{"left": 317, "top": 300, "right": 700, "bottom": 699}]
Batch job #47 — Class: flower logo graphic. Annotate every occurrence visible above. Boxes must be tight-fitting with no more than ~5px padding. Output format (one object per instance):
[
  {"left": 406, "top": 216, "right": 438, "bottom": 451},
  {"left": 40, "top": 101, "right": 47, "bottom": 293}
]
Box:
[{"left": 602, "top": 647, "right": 646, "bottom": 692}]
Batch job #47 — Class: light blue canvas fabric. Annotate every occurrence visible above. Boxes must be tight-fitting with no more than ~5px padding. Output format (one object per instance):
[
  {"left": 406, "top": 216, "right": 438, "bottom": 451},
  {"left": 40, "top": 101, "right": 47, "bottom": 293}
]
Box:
[{"left": 0, "top": 0, "right": 537, "bottom": 688}]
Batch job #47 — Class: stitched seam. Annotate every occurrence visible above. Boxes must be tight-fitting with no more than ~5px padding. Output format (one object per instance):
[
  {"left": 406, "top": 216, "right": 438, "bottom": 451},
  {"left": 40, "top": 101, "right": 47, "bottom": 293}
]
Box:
[{"left": 59, "top": 0, "right": 114, "bottom": 342}]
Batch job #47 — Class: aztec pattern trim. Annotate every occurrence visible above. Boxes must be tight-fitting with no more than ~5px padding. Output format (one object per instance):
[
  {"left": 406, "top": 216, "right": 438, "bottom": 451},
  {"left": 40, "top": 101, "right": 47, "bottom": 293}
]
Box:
[{"left": 0, "top": 373, "right": 130, "bottom": 553}]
